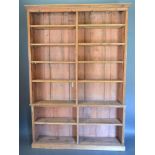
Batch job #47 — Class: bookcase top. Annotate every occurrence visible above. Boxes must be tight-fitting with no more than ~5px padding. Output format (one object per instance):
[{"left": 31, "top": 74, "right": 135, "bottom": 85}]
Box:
[{"left": 25, "top": 3, "right": 131, "bottom": 12}]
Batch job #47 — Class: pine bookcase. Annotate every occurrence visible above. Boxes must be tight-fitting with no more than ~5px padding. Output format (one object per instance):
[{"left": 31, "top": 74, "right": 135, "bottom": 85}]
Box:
[{"left": 25, "top": 3, "right": 130, "bottom": 151}]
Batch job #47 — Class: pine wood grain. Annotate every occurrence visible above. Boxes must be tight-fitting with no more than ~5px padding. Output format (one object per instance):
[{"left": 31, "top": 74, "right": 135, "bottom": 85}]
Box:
[{"left": 26, "top": 4, "right": 129, "bottom": 150}]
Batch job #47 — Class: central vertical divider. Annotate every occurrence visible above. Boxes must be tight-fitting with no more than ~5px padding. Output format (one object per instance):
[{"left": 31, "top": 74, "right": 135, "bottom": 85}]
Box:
[{"left": 75, "top": 11, "right": 79, "bottom": 144}]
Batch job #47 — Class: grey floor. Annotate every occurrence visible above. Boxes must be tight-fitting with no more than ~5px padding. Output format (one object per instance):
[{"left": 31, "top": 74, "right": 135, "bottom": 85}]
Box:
[{"left": 19, "top": 134, "right": 134, "bottom": 155}]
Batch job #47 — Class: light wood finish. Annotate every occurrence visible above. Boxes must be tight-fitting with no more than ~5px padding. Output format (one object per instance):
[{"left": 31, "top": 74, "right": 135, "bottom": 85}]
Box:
[
  {"left": 79, "top": 24, "right": 126, "bottom": 28},
  {"left": 79, "top": 137, "right": 121, "bottom": 145},
  {"left": 26, "top": 3, "right": 129, "bottom": 150},
  {"left": 30, "top": 24, "right": 76, "bottom": 29},
  {"left": 35, "top": 117, "right": 76, "bottom": 125},
  {"left": 25, "top": 3, "right": 130, "bottom": 12},
  {"left": 36, "top": 136, "right": 76, "bottom": 144},
  {"left": 120, "top": 10, "right": 128, "bottom": 145},
  {"left": 30, "top": 100, "right": 125, "bottom": 108},
  {"left": 78, "top": 61, "right": 123, "bottom": 64},
  {"left": 30, "top": 24, "right": 126, "bottom": 29},
  {"left": 32, "top": 80, "right": 76, "bottom": 83},
  {"left": 31, "top": 43, "right": 125, "bottom": 46},
  {"left": 78, "top": 80, "right": 124, "bottom": 83},
  {"left": 30, "top": 100, "right": 76, "bottom": 107},
  {"left": 31, "top": 43, "right": 75, "bottom": 46},
  {"left": 78, "top": 100, "right": 124, "bottom": 107},
  {"left": 78, "top": 43, "right": 125, "bottom": 46},
  {"left": 32, "top": 136, "right": 125, "bottom": 150},
  {"left": 27, "top": 11, "right": 35, "bottom": 142},
  {"left": 75, "top": 11, "right": 79, "bottom": 144},
  {"left": 79, "top": 118, "right": 122, "bottom": 126},
  {"left": 31, "top": 60, "right": 123, "bottom": 64},
  {"left": 31, "top": 61, "right": 76, "bottom": 64}
]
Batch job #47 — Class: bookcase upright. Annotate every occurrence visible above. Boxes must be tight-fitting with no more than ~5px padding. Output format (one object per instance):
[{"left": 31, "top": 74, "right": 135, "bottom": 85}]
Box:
[{"left": 26, "top": 3, "right": 130, "bottom": 151}]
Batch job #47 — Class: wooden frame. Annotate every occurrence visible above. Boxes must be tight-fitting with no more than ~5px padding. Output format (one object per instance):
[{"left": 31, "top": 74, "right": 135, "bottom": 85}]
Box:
[{"left": 25, "top": 3, "right": 130, "bottom": 151}]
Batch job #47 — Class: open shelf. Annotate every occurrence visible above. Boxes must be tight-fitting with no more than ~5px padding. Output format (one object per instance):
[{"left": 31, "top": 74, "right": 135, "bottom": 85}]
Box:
[
  {"left": 30, "top": 24, "right": 125, "bottom": 29},
  {"left": 35, "top": 117, "right": 76, "bottom": 125},
  {"left": 30, "top": 12, "right": 76, "bottom": 26},
  {"left": 32, "top": 80, "right": 124, "bottom": 83},
  {"left": 78, "top": 80, "right": 124, "bottom": 83},
  {"left": 31, "top": 61, "right": 123, "bottom": 64},
  {"left": 78, "top": 43, "right": 125, "bottom": 46},
  {"left": 35, "top": 136, "right": 121, "bottom": 146},
  {"left": 79, "top": 24, "right": 125, "bottom": 28},
  {"left": 31, "top": 46, "right": 75, "bottom": 62},
  {"left": 78, "top": 100, "right": 124, "bottom": 107},
  {"left": 31, "top": 43, "right": 76, "bottom": 46},
  {"left": 32, "top": 83, "right": 76, "bottom": 102},
  {"left": 78, "top": 11, "right": 126, "bottom": 25},
  {"left": 31, "top": 100, "right": 76, "bottom": 107},
  {"left": 79, "top": 118, "right": 122, "bottom": 126},
  {"left": 32, "top": 136, "right": 124, "bottom": 150},
  {"left": 79, "top": 137, "right": 121, "bottom": 146},
  {"left": 36, "top": 135, "right": 76, "bottom": 144},
  {"left": 78, "top": 61, "right": 123, "bottom": 64},
  {"left": 32, "top": 80, "right": 76, "bottom": 83},
  {"left": 79, "top": 106, "right": 123, "bottom": 126},
  {"left": 30, "top": 43, "right": 125, "bottom": 46},
  {"left": 31, "top": 61, "right": 76, "bottom": 64},
  {"left": 30, "top": 100, "right": 124, "bottom": 108},
  {"left": 34, "top": 124, "right": 77, "bottom": 145},
  {"left": 30, "top": 25, "right": 76, "bottom": 29}
]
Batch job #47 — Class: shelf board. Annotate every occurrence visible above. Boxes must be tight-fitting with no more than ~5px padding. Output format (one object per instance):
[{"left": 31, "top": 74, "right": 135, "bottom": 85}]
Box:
[
  {"left": 30, "top": 43, "right": 125, "bottom": 46},
  {"left": 30, "top": 100, "right": 124, "bottom": 108},
  {"left": 31, "top": 61, "right": 123, "bottom": 64},
  {"left": 36, "top": 136, "right": 76, "bottom": 144},
  {"left": 79, "top": 24, "right": 126, "bottom": 28},
  {"left": 30, "top": 100, "right": 76, "bottom": 107},
  {"left": 30, "top": 24, "right": 125, "bottom": 29},
  {"left": 79, "top": 118, "right": 122, "bottom": 126},
  {"left": 32, "top": 80, "right": 76, "bottom": 83},
  {"left": 31, "top": 43, "right": 75, "bottom": 46},
  {"left": 78, "top": 61, "right": 123, "bottom": 64},
  {"left": 32, "top": 136, "right": 125, "bottom": 150},
  {"left": 32, "top": 80, "right": 123, "bottom": 83},
  {"left": 31, "top": 61, "right": 76, "bottom": 64},
  {"left": 79, "top": 137, "right": 122, "bottom": 146},
  {"left": 35, "top": 117, "right": 76, "bottom": 125},
  {"left": 34, "top": 117, "right": 121, "bottom": 126},
  {"left": 78, "top": 43, "right": 125, "bottom": 46},
  {"left": 78, "top": 100, "right": 124, "bottom": 107},
  {"left": 78, "top": 80, "right": 124, "bottom": 83},
  {"left": 30, "top": 24, "right": 75, "bottom": 29}
]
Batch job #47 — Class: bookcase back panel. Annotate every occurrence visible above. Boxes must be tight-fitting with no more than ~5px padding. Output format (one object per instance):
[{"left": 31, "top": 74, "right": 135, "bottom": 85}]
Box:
[
  {"left": 31, "top": 29, "right": 75, "bottom": 43},
  {"left": 34, "top": 107, "right": 76, "bottom": 119},
  {"left": 78, "top": 46, "right": 124, "bottom": 61},
  {"left": 78, "top": 83, "right": 118, "bottom": 101},
  {"left": 79, "top": 107, "right": 116, "bottom": 119},
  {"left": 30, "top": 12, "right": 76, "bottom": 25},
  {"left": 79, "top": 28, "right": 124, "bottom": 43},
  {"left": 32, "top": 47, "right": 75, "bottom": 61},
  {"left": 32, "top": 64, "right": 75, "bottom": 80},
  {"left": 78, "top": 64, "right": 123, "bottom": 80},
  {"left": 36, "top": 135, "right": 76, "bottom": 144},
  {"left": 32, "top": 83, "right": 76, "bottom": 102},
  {"left": 78, "top": 11, "right": 125, "bottom": 24},
  {"left": 35, "top": 124, "right": 76, "bottom": 137},
  {"left": 79, "top": 125, "right": 116, "bottom": 137}
]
